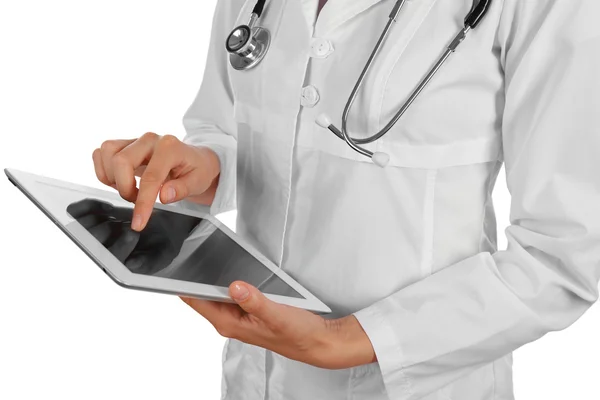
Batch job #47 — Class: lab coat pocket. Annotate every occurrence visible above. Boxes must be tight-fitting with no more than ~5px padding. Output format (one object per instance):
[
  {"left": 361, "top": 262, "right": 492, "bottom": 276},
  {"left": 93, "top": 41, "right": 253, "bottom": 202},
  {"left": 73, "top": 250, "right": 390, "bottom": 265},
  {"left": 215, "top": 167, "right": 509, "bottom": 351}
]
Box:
[
  {"left": 219, "top": 339, "right": 231, "bottom": 400},
  {"left": 220, "top": 339, "right": 267, "bottom": 400},
  {"left": 307, "top": 119, "right": 501, "bottom": 170},
  {"left": 440, "top": 362, "right": 495, "bottom": 400},
  {"left": 304, "top": 0, "right": 502, "bottom": 170}
]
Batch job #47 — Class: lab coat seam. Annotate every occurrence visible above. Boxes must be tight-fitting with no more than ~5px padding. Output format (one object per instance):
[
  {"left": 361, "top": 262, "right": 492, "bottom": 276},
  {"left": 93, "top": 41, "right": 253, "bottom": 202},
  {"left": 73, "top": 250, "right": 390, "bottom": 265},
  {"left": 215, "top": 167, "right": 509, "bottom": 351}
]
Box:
[
  {"left": 276, "top": 3, "right": 312, "bottom": 283},
  {"left": 387, "top": 325, "right": 416, "bottom": 399},
  {"left": 260, "top": 5, "right": 291, "bottom": 396},
  {"left": 347, "top": 364, "right": 354, "bottom": 400},
  {"left": 295, "top": 141, "right": 501, "bottom": 170},
  {"left": 492, "top": 359, "right": 497, "bottom": 400},
  {"left": 496, "top": 0, "right": 509, "bottom": 71},
  {"left": 420, "top": 169, "right": 437, "bottom": 278},
  {"left": 220, "top": 339, "right": 231, "bottom": 400}
]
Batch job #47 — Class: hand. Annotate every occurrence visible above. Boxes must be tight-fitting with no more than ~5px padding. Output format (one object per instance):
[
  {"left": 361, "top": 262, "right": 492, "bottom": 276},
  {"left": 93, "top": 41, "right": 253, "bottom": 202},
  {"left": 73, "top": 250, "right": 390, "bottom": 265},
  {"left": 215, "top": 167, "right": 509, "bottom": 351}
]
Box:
[
  {"left": 67, "top": 198, "right": 200, "bottom": 274},
  {"left": 93, "top": 132, "right": 220, "bottom": 231},
  {"left": 180, "top": 281, "right": 377, "bottom": 370}
]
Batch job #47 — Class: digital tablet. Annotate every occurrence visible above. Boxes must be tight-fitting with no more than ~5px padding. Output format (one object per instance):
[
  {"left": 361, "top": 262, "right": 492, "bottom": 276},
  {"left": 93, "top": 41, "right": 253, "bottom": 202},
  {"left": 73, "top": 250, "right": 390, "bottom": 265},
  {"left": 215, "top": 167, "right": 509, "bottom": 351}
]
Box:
[{"left": 5, "top": 168, "right": 331, "bottom": 314}]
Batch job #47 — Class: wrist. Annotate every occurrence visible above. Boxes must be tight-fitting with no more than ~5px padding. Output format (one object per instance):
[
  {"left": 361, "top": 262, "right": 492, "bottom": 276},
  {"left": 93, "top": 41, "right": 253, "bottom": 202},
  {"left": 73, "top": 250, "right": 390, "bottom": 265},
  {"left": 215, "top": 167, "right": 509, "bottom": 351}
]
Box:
[
  {"left": 324, "top": 315, "right": 377, "bottom": 369},
  {"left": 195, "top": 145, "right": 221, "bottom": 182},
  {"left": 185, "top": 145, "right": 221, "bottom": 206}
]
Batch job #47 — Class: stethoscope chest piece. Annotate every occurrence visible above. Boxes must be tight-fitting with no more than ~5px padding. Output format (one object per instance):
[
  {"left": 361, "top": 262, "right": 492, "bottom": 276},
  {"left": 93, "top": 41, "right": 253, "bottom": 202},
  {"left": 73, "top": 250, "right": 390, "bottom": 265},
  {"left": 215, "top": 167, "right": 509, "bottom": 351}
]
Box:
[{"left": 227, "top": 25, "right": 271, "bottom": 71}]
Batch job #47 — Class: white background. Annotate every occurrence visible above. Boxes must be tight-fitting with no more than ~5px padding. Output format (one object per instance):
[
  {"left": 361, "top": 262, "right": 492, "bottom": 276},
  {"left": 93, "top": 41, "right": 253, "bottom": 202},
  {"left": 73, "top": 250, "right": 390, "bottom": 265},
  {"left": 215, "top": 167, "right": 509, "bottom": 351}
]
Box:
[{"left": 1, "top": 1, "right": 598, "bottom": 399}]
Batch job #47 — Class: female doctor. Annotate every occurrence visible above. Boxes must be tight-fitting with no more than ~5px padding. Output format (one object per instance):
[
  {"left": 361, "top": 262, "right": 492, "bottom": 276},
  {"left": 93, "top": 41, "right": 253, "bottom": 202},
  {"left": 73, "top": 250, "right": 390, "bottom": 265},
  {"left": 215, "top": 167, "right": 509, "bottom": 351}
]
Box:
[{"left": 92, "top": 0, "right": 600, "bottom": 399}]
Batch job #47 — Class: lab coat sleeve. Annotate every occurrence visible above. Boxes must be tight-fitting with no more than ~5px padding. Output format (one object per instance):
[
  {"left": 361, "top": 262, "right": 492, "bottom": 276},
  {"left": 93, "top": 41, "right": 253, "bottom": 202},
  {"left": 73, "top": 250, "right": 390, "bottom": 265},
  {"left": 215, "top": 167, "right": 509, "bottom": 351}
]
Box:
[
  {"left": 352, "top": 1, "right": 600, "bottom": 399},
  {"left": 176, "top": 0, "right": 239, "bottom": 217}
]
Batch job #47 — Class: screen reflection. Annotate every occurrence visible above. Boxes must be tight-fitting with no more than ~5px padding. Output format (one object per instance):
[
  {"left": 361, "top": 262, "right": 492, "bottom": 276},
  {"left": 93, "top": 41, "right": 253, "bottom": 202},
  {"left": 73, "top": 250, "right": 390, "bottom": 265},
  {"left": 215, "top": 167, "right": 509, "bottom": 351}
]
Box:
[{"left": 66, "top": 198, "right": 304, "bottom": 299}]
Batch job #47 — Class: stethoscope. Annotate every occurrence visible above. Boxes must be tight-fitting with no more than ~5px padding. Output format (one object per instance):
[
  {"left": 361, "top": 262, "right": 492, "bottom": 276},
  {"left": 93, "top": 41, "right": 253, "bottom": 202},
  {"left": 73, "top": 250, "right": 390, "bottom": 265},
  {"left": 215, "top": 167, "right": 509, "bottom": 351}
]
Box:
[{"left": 226, "top": 0, "right": 493, "bottom": 167}]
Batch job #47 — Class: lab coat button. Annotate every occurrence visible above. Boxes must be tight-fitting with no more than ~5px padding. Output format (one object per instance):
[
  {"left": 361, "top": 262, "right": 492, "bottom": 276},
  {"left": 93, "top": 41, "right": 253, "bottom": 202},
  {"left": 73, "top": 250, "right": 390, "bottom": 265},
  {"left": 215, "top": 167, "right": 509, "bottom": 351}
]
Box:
[
  {"left": 300, "top": 85, "right": 320, "bottom": 107},
  {"left": 310, "top": 38, "right": 334, "bottom": 58}
]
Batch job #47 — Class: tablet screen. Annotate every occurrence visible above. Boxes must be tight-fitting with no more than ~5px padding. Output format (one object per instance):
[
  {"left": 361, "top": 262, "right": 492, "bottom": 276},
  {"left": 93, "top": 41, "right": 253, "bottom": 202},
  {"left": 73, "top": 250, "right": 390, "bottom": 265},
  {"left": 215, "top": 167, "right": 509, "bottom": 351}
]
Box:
[{"left": 66, "top": 198, "right": 304, "bottom": 299}]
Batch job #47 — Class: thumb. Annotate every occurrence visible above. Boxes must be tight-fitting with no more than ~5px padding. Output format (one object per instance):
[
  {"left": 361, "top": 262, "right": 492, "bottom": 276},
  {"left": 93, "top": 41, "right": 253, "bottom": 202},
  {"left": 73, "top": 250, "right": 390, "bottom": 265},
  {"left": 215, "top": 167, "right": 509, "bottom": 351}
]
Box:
[
  {"left": 229, "top": 282, "right": 282, "bottom": 322},
  {"left": 160, "top": 171, "right": 212, "bottom": 204}
]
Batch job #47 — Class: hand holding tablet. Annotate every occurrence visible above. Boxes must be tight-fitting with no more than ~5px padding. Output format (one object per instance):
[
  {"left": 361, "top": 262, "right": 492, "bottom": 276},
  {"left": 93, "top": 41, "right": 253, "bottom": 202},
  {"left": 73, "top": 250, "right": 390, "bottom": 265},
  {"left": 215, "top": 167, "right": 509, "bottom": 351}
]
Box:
[{"left": 5, "top": 168, "right": 331, "bottom": 314}]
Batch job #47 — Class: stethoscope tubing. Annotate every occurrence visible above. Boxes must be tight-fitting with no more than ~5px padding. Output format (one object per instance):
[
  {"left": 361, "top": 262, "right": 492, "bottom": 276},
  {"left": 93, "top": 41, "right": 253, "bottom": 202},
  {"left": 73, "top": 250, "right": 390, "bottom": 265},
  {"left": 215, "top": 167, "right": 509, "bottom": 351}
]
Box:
[
  {"left": 228, "top": 0, "right": 493, "bottom": 166},
  {"left": 322, "top": 0, "right": 491, "bottom": 164},
  {"left": 329, "top": 27, "right": 470, "bottom": 150}
]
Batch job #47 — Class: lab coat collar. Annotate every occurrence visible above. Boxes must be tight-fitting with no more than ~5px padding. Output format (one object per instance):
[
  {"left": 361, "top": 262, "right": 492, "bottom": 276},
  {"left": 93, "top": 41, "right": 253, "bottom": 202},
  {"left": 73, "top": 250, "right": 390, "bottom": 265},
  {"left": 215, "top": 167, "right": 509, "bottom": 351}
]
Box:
[
  {"left": 300, "top": 0, "right": 319, "bottom": 32},
  {"left": 313, "top": 0, "right": 389, "bottom": 37}
]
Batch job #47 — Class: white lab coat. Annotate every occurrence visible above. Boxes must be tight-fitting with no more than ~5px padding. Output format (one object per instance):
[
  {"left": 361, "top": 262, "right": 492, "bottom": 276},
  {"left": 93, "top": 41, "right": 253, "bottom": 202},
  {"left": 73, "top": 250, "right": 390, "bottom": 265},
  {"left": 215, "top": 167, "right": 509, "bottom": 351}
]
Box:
[{"left": 177, "top": 0, "right": 600, "bottom": 399}]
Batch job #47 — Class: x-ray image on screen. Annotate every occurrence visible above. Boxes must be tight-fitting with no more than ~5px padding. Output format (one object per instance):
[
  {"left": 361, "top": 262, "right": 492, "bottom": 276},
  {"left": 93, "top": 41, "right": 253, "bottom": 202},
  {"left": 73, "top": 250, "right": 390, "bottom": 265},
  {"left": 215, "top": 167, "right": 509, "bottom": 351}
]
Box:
[{"left": 66, "top": 198, "right": 304, "bottom": 298}]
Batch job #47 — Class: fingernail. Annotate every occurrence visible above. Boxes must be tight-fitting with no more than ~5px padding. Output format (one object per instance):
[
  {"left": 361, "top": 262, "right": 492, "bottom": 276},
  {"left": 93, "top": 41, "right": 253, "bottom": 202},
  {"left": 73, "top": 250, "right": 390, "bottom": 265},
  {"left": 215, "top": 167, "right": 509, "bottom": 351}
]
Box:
[
  {"left": 132, "top": 214, "right": 143, "bottom": 231},
  {"left": 166, "top": 187, "right": 176, "bottom": 203},
  {"left": 232, "top": 283, "right": 249, "bottom": 301}
]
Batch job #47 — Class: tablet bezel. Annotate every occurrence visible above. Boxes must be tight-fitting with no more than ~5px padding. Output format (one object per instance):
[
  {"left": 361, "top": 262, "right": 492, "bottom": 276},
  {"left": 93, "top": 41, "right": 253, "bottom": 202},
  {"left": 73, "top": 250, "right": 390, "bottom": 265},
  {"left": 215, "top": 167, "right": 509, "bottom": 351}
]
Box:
[{"left": 5, "top": 168, "right": 331, "bottom": 314}]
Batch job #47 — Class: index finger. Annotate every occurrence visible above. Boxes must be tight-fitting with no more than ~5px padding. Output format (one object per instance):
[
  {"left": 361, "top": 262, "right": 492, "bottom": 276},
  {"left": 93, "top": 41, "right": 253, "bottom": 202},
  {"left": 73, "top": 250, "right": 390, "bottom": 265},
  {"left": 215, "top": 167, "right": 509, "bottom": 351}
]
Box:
[{"left": 132, "top": 138, "right": 178, "bottom": 230}]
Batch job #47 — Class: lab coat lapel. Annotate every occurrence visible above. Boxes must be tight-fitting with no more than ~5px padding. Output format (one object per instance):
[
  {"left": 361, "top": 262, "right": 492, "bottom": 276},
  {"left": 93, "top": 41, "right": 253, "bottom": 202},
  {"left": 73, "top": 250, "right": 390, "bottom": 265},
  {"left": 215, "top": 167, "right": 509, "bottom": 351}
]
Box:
[
  {"left": 314, "top": 0, "right": 439, "bottom": 38},
  {"left": 299, "top": 0, "right": 319, "bottom": 32},
  {"left": 314, "top": 0, "right": 386, "bottom": 36}
]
